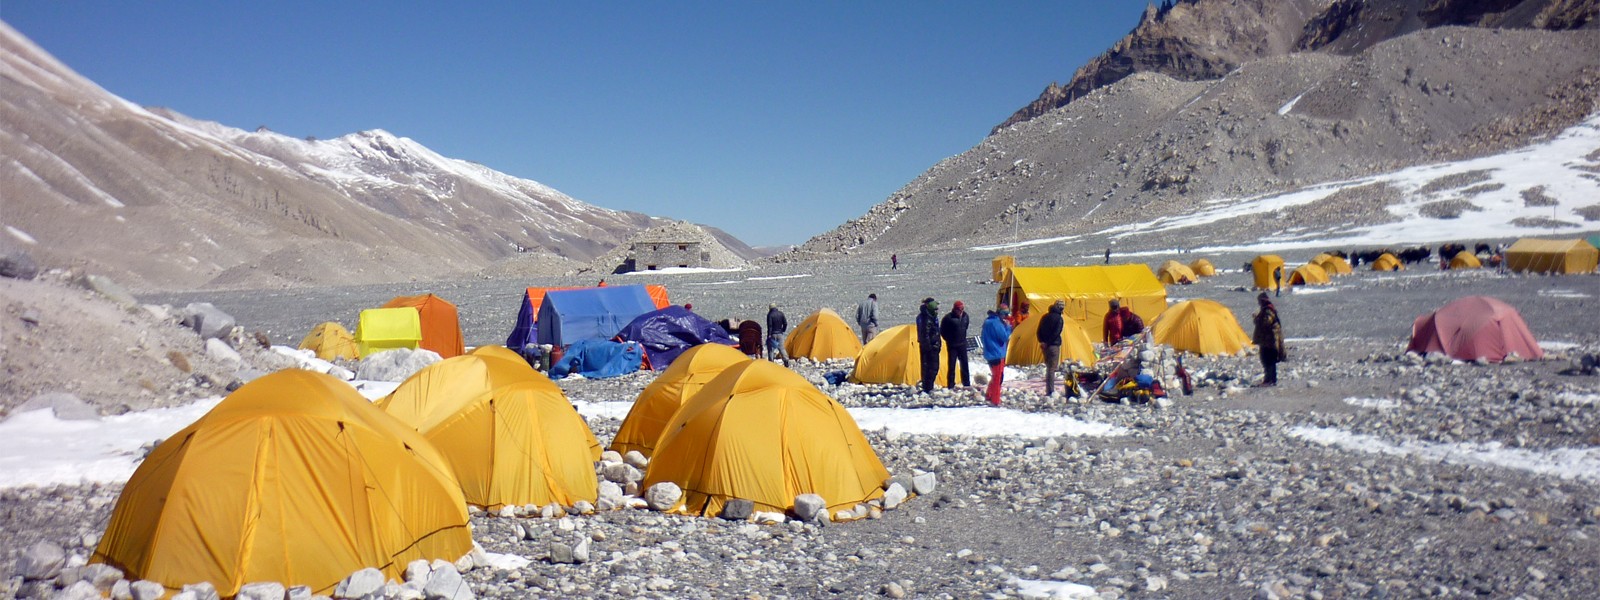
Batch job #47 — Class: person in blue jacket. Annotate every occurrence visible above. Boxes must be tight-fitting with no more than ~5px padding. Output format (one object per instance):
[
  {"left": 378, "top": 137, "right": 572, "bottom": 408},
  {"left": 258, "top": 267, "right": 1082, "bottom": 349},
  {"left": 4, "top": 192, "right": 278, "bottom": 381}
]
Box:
[{"left": 981, "top": 304, "right": 1014, "bottom": 406}]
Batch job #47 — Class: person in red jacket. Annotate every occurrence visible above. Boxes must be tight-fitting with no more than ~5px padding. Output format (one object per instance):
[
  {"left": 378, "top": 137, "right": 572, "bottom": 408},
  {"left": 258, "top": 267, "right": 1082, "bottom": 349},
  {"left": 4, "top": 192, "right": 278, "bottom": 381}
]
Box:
[{"left": 1102, "top": 299, "right": 1125, "bottom": 345}]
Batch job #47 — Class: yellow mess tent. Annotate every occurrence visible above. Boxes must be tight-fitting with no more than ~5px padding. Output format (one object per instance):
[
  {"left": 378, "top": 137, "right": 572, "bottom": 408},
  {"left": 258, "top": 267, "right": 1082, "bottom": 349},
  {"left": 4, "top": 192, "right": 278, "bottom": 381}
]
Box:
[
  {"left": 848, "top": 324, "right": 948, "bottom": 386},
  {"left": 1006, "top": 311, "right": 1097, "bottom": 367},
  {"left": 1251, "top": 255, "right": 1286, "bottom": 290},
  {"left": 383, "top": 294, "right": 466, "bottom": 359},
  {"left": 1151, "top": 300, "right": 1252, "bottom": 356},
  {"left": 785, "top": 308, "right": 864, "bottom": 360},
  {"left": 1372, "top": 253, "right": 1404, "bottom": 271},
  {"left": 1188, "top": 258, "right": 1217, "bottom": 277},
  {"left": 1449, "top": 250, "right": 1483, "bottom": 270},
  {"left": 1505, "top": 238, "right": 1599, "bottom": 274},
  {"left": 612, "top": 344, "right": 750, "bottom": 458},
  {"left": 355, "top": 307, "right": 422, "bottom": 356},
  {"left": 1286, "top": 263, "right": 1331, "bottom": 287},
  {"left": 93, "top": 370, "right": 470, "bottom": 596},
  {"left": 998, "top": 265, "right": 1167, "bottom": 341},
  {"left": 378, "top": 354, "right": 601, "bottom": 510},
  {"left": 1157, "top": 260, "right": 1198, "bottom": 285},
  {"left": 1312, "top": 254, "right": 1353, "bottom": 275},
  {"left": 298, "top": 321, "right": 359, "bottom": 361},
  {"left": 643, "top": 360, "right": 890, "bottom": 518},
  {"left": 991, "top": 255, "right": 1015, "bottom": 282}
]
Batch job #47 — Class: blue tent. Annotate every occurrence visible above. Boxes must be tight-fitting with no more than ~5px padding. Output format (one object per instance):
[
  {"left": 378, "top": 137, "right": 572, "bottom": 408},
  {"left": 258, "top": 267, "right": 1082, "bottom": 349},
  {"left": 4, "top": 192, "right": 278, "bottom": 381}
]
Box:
[
  {"left": 536, "top": 285, "right": 658, "bottom": 347},
  {"left": 550, "top": 339, "right": 643, "bottom": 379},
  {"left": 615, "top": 306, "right": 737, "bottom": 370}
]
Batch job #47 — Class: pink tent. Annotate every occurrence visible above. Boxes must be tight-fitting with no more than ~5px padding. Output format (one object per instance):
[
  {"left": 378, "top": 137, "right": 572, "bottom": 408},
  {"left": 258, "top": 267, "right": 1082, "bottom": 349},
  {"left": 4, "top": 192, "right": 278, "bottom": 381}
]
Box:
[{"left": 1407, "top": 296, "right": 1544, "bottom": 363}]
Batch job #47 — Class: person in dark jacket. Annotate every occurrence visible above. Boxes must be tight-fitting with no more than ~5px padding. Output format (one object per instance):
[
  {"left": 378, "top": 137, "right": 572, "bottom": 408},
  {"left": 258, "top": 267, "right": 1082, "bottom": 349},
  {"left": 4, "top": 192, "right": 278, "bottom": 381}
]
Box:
[
  {"left": 737, "top": 320, "right": 762, "bottom": 357},
  {"left": 855, "top": 293, "right": 880, "bottom": 344},
  {"left": 940, "top": 301, "right": 972, "bottom": 388},
  {"left": 1252, "top": 293, "right": 1285, "bottom": 386},
  {"left": 1118, "top": 304, "right": 1144, "bottom": 342},
  {"left": 981, "top": 305, "right": 1013, "bottom": 406},
  {"left": 765, "top": 304, "right": 789, "bottom": 367},
  {"left": 1037, "top": 300, "right": 1066, "bottom": 397},
  {"left": 915, "top": 297, "right": 942, "bottom": 393}
]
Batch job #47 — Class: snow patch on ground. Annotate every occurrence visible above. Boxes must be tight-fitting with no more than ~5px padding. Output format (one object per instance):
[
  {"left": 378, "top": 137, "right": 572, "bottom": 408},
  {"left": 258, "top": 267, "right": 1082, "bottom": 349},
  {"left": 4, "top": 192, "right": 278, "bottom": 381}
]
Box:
[
  {"left": 1290, "top": 426, "right": 1600, "bottom": 483},
  {"left": 1342, "top": 397, "right": 1399, "bottom": 410},
  {"left": 622, "top": 266, "right": 743, "bottom": 275},
  {"left": 1538, "top": 289, "right": 1591, "bottom": 299},
  {"left": 1010, "top": 577, "right": 1100, "bottom": 599},
  {"left": 6, "top": 225, "right": 37, "bottom": 244},
  {"left": 1278, "top": 92, "right": 1306, "bottom": 116},
  {"left": 747, "top": 274, "right": 813, "bottom": 281},
  {"left": 0, "top": 399, "right": 221, "bottom": 489},
  {"left": 1540, "top": 341, "right": 1580, "bottom": 351},
  {"left": 1289, "top": 286, "right": 1339, "bottom": 294},
  {"left": 482, "top": 552, "right": 532, "bottom": 570}
]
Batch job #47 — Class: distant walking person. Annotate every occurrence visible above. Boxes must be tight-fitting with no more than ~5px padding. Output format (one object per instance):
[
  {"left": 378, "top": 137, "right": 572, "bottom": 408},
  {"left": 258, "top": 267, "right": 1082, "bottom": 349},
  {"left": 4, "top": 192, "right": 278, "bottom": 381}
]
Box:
[
  {"left": 1037, "top": 300, "right": 1066, "bottom": 397},
  {"left": 1272, "top": 266, "right": 1283, "bottom": 297},
  {"left": 855, "top": 293, "right": 880, "bottom": 344},
  {"left": 940, "top": 301, "right": 972, "bottom": 389},
  {"left": 915, "top": 298, "right": 942, "bottom": 393},
  {"left": 891, "top": 254, "right": 899, "bottom": 270},
  {"left": 1253, "top": 293, "right": 1285, "bottom": 386},
  {"left": 1104, "top": 248, "right": 1111, "bottom": 264},
  {"left": 765, "top": 303, "right": 790, "bottom": 367},
  {"left": 981, "top": 304, "right": 1013, "bottom": 406}
]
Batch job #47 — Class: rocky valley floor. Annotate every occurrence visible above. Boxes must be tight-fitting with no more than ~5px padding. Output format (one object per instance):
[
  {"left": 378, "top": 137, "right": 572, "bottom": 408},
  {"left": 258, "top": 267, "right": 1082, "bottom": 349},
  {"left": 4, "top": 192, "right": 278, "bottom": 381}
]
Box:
[{"left": 2, "top": 245, "right": 1598, "bottom": 599}]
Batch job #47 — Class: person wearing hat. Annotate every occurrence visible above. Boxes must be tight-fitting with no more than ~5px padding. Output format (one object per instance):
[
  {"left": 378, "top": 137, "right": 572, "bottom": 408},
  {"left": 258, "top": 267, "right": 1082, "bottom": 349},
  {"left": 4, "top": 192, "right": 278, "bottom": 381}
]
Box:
[
  {"left": 981, "top": 304, "right": 1014, "bottom": 406},
  {"left": 940, "top": 300, "right": 972, "bottom": 389},
  {"left": 765, "top": 303, "right": 789, "bottom": 367},
  {"left": 1103, "top": 299, "right": 1125, "bottom": 346},
  {"left": 1252, "top": 292, "right": 1285, "bottom": 386},
  {"left": 1037, "top": 300, "right": 1067, "bottom": 397},
  {"left": 915, "top": 297, "right": 943, "bottom": 394}
]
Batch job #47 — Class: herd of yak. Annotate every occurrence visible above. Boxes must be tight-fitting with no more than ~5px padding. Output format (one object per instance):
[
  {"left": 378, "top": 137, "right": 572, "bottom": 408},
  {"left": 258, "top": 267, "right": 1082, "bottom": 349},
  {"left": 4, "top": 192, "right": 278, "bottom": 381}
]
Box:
[{"left": 1335, "top": 242, "right": 1495, "bottom": 266}]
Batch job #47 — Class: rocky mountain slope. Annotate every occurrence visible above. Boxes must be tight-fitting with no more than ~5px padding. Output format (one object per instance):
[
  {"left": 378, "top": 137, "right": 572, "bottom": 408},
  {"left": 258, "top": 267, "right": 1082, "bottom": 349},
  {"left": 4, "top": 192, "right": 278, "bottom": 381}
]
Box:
[
  {"left": 994, "top": 0, "right": 1596, "bottom": 134},
  {"left": 0, "top": 21, "right": 759, "bottom": 292},
  {"left": 792, "top": 23, "right": 1600, "bottom": 258}
]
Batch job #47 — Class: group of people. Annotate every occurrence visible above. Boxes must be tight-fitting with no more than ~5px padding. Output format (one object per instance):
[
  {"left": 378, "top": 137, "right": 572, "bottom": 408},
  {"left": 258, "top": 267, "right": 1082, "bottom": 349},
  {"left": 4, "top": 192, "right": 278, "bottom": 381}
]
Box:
[{"left": 736, "top": 288, "right": 1287, "bottom": 404}]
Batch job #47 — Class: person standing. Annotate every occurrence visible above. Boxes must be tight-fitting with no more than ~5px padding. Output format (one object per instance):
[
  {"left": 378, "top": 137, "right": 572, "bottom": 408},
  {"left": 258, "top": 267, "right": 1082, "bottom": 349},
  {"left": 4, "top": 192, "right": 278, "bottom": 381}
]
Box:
[
  {"left": 1037, "top": 300, "right": 1066, "bottom": 397},
  {"left": 1104, "top": 247, "right": 1111, "bottom": 264},
  {"left": 1252, "top": 293, "right": 1285, "bottom": 386},
  {"left": 855, "top": 293, "right": 880, "bottom": 344},
  {"left": 765, "top": 303, "right": 790, "bottom": 367},
  {"left": 940, "top": 301, "right": 972, "bottom": 389},
  {"left": 981, "top": 304, "right": 1013, "bottom": 406},
  {"left": 915, "top": 297, "right": 942, "bottom": 394},
  {"left": 1102, "top": 299, "right": 1124, "bottom": 346},
  {"left": 891, "top": 254, "right": 899, "bottom": 270}
]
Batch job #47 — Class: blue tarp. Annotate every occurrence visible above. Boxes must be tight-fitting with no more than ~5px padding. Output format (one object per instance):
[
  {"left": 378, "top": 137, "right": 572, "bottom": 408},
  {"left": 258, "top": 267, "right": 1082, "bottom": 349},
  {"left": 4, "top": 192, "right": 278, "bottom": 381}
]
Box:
[
  {"left": 536, "top": 285, "right": 658, "bottom": 347},
  {"left": 615, "top": 306, "right": 737, "bottom": 370},
  {"left": 550, "top": 339, "right": 643, "bottom": 379}
]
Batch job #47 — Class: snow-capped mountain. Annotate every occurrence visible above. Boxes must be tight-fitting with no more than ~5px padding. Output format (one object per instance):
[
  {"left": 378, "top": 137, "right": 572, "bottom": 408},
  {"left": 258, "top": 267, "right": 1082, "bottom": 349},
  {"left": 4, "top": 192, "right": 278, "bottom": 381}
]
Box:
[{"left": 0, "top": 20, "right": 696, "bottom": 291}]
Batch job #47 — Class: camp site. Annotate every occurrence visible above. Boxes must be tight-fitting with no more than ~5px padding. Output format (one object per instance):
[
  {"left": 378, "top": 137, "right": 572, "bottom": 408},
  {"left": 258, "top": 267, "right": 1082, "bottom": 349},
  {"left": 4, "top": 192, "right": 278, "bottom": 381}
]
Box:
[{"left": 2, "top": 232, "right": 1593, "bottom": 599}]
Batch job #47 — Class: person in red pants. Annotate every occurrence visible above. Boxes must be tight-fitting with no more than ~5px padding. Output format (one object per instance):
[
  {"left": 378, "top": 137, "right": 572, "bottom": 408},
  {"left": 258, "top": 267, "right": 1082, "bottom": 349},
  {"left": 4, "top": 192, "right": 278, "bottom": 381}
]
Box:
[{"left": 980, "top": 304, "right": 1014, "bottom": 406}]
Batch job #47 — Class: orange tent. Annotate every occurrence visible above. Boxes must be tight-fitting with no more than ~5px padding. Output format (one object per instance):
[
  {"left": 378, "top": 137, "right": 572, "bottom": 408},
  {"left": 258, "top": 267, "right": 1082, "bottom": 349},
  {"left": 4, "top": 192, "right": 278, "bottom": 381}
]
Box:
[{"left": 383, "top": 294, "right": 465, "bottom": 358}]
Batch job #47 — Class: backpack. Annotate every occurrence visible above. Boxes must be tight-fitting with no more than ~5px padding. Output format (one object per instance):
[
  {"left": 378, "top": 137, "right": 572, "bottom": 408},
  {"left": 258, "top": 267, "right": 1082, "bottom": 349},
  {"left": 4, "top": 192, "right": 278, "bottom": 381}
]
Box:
[{"left": 1121, "top": 311, "right": 1145, "bottom": 338}]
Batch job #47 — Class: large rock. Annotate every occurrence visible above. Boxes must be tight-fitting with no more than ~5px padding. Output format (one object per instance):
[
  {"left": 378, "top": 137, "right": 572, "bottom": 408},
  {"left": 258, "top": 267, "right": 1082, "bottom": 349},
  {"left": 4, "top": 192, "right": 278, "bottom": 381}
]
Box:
[
  {"left": 84, "top": 274, "right": 138, "bottom": 307},
  {"left": 602, "top": 462, "right": 642, "bottom": 484},
  {"left": 622, "top": 451, "right": 649, "bottom": 469},
  {"left": 236, "top": 582, "right": 288, "bottom": 600},
  {"left": 404, "top": 559, "right": 433, "bottom": 586},
  {"left": 422, "top": 563, "right": 473, "bottom": 600},
  {"left": 793, "top": 494, "right": 828, "bottom": 523},
  {"left": 0, "top": 249, "right": 39, "bottom": 279},
  {"left": 720, "top": 498, "right": 755, "bottom": 521},
  {"left": 912, "top": 472, "right": 938, "bottom": 496},
  {"left": 181, "top": 582, "right": 220, "bottom": 600},
  {"left": 15, "top": 392, "right": 98, "bottom": 421},
  {"left": 596, "top": 481, "right": 624, "bottom": 511},
  {"left": 16, "top": 541, "right": 66, "bottom": 580},
  {"left": 205, "top": 338, "right": 242, "bottom": 365},
  {"left": 882, "top": 483, "right": 909, "bottom": 510},
  {"left": 180, "top": 302, "right": 236, "bottom": 340},
  {"left": 129, "top": 581, "right": 166, "bottom": 600},
  {"left": 356, "top": 348, "right": 443, "bottom": 382},
  {"left": 645, "top": 482, "right": 682, "bottom": 511},
  {"left": 334, "top": 568, "right": 385, "bottom": 599},
  {"left": 80, "top": 564, "right": 122, "bottom": 592},
  {"left": 54, "top": 581, "right": 102, "bottom": 600}
]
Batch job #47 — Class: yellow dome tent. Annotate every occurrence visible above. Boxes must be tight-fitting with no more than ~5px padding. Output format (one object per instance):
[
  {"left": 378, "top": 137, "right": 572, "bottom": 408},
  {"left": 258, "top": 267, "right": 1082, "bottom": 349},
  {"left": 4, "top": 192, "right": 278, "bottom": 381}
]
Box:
[
  {"left": 298, "top": 321, "right": 359, "bottom": 361},
  {"left": 1006, "top": 311, "right": 1097, "bottom": 367},
  {"left": 784, "top": 308, "right": 864, "bottom": 360},
  {"left": 378, "top": 354, "right": 601, "bottom": 510},
  {"left": 848, "top": 324, "right": 948, "bottom": 386},
  {"left": 1312, "top": 254, "right": 1353, "bottom": 275},
  {"left": 1449, "top": 250, "right": 1483, "bottom": 270},
  {"left": 468, "top": 344, "right": 535, "bottom": 367},
  {"left": 1157, "top": 260, "right": 1198, "bottom": 285},
  {"left": 643, "top": 360, "right": 890, "bottom": 518},
  {"left": 355, "top": 307, "right": 423, "bottom": 356},
  {"left": 1286, "top": 263, "right": 1331, "bottom": 287},
  {"left": 1251, "top": 255, "right": 1286, "bottom": 290},
  {"left": 1505, "top": 238, "right": 1599, "bottom": 274},
  {"left": 612, "top": 344, "right": 750, "bottom": 457},
  {"left": 1188, "top": 258, "right": 1217, "bottom": 277},
  {"left": 1151, "top": 300, "right": 1253, "bottom": 356},
  {"left": 1372, "top": 253, "right": 1404, "bottom": 271},
  {"left": 93, "top": 370, "right": 471, "bottom": 597}
]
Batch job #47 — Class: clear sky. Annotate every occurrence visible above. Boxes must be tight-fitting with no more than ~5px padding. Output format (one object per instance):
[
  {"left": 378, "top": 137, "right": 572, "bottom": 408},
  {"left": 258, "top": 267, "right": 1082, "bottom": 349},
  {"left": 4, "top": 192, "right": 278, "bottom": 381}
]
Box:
[{"left": 3, "top": 1, "right": 1151, "bottom": 247}]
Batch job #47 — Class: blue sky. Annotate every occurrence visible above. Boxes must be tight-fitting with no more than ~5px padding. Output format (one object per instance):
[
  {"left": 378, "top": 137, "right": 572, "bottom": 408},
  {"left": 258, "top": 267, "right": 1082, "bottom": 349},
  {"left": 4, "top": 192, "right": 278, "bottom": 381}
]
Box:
[{"left": 4, "top": 2, "right": 1151, "bottom": 246}]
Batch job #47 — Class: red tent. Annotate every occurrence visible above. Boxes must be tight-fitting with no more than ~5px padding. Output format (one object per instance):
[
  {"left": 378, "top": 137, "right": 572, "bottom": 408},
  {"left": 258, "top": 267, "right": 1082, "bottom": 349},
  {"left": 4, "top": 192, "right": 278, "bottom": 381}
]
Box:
[{"left": 1407, "top": 296, "right": 1544, "bottom": 363}]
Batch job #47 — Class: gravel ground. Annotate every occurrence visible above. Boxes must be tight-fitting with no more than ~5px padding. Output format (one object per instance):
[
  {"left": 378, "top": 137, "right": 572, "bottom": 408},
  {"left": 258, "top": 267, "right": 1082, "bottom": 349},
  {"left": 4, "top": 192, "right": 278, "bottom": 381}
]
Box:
[{"left": 6, "top": 247, "right": 1599, "bottom": 599}]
